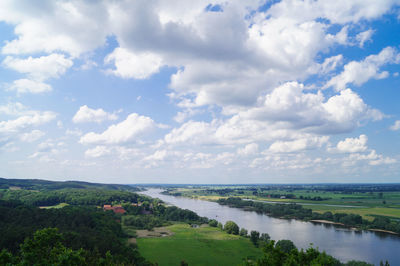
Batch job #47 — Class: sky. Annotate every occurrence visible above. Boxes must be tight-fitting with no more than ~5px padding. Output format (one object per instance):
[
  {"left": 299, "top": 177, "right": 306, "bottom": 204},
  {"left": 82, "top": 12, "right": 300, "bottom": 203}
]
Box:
[{"left": 0, "top": 0, "right": 400, "bottom": 184}]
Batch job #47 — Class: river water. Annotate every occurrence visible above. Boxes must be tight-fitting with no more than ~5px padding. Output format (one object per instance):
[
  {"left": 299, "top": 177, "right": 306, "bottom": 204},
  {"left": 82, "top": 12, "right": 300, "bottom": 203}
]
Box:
[{"left": 141, "top": 189, "right": 399, "bottom": 265}]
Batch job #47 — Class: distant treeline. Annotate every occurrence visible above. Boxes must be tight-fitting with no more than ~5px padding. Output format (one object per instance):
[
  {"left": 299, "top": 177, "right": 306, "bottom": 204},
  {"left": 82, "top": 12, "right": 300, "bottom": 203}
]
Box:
[
  {"left": 0, "top": 188, "right": 143, "bottom": 206},
  {"left": 0, "top": 177, "right": 139, "bottom": 191},
  {"left": 218, "top": 197, "right": 400, "bottom": 234}
]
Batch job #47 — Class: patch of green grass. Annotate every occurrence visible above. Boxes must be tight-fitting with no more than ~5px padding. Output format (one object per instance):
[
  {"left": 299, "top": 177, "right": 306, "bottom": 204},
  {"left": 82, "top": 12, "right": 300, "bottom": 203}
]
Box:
[
  {"left": 137, "top": 224, "right": 262, "bottom": 266},
  {"left": 328, "top": 207, "right": 400, "bottom": 221},
  {"left": 39, "top": 202, "right": 69, "bottom": 209}
]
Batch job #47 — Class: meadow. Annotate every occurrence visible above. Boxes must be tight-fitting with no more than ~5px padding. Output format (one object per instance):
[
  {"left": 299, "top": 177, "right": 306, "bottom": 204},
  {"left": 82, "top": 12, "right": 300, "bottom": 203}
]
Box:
[{"left": 137, "top": 224, "right": 263, "bottom": 266}]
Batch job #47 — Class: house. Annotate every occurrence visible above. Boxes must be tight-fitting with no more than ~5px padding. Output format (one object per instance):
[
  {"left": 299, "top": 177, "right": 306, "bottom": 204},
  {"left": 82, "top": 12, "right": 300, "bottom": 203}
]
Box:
[
  {"left": 103, "top": 204, "right": 113, "bottom": 211},
  {"left": 103, "top": 204, "right": 126, "bottom": 214},
  {"left": 112, "top": 206, "right": 126, "bottom": 214}
]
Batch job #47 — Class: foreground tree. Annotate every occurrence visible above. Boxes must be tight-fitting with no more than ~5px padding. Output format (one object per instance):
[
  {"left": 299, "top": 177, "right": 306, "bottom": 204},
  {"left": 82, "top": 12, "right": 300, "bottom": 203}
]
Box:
[{"left": 20, "top": 228, "right": 86, "bottom": 265}]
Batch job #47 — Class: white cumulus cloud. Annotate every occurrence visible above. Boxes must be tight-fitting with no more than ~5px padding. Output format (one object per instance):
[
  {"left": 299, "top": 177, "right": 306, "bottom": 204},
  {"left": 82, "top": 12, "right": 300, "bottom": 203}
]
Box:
[
  {"left": 72, "top": 105, "right": 118, "bottom": 124},
  {"left": 7, "top": 79, "right": 52, "bottom": 94},
  {"left": 325, "top": 47, "right": 400, "bottom": 91},
  {"left": 80, "top": 113, "right": 156, "bottom": 145},
  {"left": 105, "top": 48, "right": 163, "bottom": 79},
  {"left": 336, "top": 135, "right": 368, "bottom": 153}
]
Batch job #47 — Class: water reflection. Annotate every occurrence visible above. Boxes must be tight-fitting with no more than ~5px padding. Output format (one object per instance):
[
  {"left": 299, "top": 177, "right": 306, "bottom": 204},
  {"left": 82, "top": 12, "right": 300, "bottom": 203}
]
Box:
[{"left": 141, "top": 189, "right": 400, "bottom": 265}]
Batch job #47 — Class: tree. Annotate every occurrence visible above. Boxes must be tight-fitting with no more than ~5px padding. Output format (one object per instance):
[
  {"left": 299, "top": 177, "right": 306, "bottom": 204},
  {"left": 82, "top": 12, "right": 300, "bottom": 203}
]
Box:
[
  {"left": 260, "top": 233, "right": 270, "bottom": 242},
  {"left": 275, "top": 239, "right": 296, "bottom": 253},
  {"left": 209, "top": 219, "right": 218, "bottom": 227},
  {"left": 224, "top": 221, "right": 239, "bottom": 235},
  {"left": 217, "top": 222, "right": 223, "bottom": 230},
  {"left": 20, "top": 228, "right": 86, "bottom": 265},
  {"left": 250, "top": 231, "right": 260, "bottom": 246},
  {"left": 240, "top": 228, "right": 248, "bottom": 237},
  {"left": 0, "top": 249, "right": 16, "bottom": 265}
]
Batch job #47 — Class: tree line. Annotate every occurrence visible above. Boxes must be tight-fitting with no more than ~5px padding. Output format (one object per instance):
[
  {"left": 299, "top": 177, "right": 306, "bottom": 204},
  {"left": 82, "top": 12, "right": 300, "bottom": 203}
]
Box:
[{"left": 217, "top": 197, "right": 400, "bottom": 234}]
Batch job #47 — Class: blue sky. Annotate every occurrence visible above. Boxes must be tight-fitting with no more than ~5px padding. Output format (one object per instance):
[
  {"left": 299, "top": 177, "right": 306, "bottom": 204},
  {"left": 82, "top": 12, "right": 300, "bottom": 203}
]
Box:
[{"left": 0, "top": 0, "right": 400, "bottom": 184}]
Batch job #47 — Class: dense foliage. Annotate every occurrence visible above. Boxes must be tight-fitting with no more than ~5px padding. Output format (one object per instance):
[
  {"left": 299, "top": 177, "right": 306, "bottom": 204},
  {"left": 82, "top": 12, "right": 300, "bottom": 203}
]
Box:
[
  {"left": 244, "top": 240, "right": 374, "bottom": 266},
  {"left": 0, "top": 200, "right": 150, "bottom": 265},
  {"left": 122, "top": 204, "right": 208, "bottom": 230},
  {"left": 218, "top": 197, "right": 400, "bottom": 234}
]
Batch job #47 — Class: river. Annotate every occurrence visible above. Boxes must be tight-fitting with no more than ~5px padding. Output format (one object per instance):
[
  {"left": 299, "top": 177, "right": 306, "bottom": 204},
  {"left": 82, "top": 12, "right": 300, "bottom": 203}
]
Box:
[{"left": 140, "top": 188, "right": 400, "bottom": 265}]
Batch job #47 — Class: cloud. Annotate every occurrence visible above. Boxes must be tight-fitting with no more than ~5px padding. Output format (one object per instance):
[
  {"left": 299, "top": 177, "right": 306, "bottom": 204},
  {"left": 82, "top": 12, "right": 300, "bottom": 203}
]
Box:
[
  {"left": 319, "top": 55, "right": 344, "bottom": 74},
  {"left": 0, "top": 102, "right": 28, "bottom": 115},
  {"left": 356, "top": 29, "right": 374, "bottom": 47},
  {"left": 164, "top": 120, "right": 217, "bottom": 145},
  {"left": 325, "top": 47, "right": 400, "bottom": 90},
  {"left": 241, "top": 82, "right": 383, "bottom": 134},
  {"left": 0, "top": 111, "right": 56, "bottom": 134},
  {"left": 85, "top": 146, "right": 111, "bottom": 158},
  {"left": 29, "top": 139, "right": 66, "bottom": 162},
  {"left": 265, "top": 0, "right": 397, "bottom": 24},
  {"left": 348, "top": 150, "right": 396, "bottom": 166},
  {"left": 237, "top": 143, "right": 259, "bottom": 156},
  {"left": 19, "top": 129, "right": 45, "bottom": 142},
  {"left": 72, "top": 105, "right": 118, "bottom": 124},
  {"left": 105, "top": 47, "right": 163, "bottom": 79},
  {"left": 268, "top": 136, "right": 329, "bottom": 153},
  {"left": 0, "top": 0, "right": 110, "bottom": 57},
  {"left": 336, "top": 134, "right": 368, "bottom": 153},
  {"left": 162, "top": 82, "right": 383, "bottom": 149},
  {"left": 65, "top": 129, "right": 83, "bottom": 137},
  {"left": 79, "top": 113, "right": 156, "bottom": 145},
  {"left": 7, "top": 79, "right": 52, "bottom": 94},
  {"left": 3, "top": 53, "right": 73, "bottom": 94},
  {"left": 390, "top": 120, "right": 400, "bottom": 131},
  {"left": 2, "top": 53, "right": 73, "bottom": 81}
]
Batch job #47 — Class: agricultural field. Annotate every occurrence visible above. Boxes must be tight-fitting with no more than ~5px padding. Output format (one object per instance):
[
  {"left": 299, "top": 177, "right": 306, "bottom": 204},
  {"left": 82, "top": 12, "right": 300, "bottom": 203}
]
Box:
[
  {"left": 137, "top": 224, "right": 263, "bottom": 266},
  {"left": 162, "top": 185, "right": 400, "bottom": 220}
]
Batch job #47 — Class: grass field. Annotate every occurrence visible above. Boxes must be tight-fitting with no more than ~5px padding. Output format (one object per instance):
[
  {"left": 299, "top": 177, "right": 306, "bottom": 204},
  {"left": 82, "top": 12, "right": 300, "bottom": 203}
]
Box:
[{"left": 137, "top": 224, "right": 262, "bottom": 266}]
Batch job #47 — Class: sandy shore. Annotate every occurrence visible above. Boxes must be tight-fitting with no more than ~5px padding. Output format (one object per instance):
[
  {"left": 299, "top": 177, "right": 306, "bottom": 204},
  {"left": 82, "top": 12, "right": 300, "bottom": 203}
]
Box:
[
  {"left": 368, "top": 229, "right": 398, "bottom": 235},
  {"left": 309, "top": 220, "right": 345, "bottom": 226}
]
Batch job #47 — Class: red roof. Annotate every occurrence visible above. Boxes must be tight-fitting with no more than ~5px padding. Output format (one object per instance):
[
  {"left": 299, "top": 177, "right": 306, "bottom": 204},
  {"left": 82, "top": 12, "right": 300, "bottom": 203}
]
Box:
[{"left": 103, "top": 205, "right": 126, "bottom": 214}]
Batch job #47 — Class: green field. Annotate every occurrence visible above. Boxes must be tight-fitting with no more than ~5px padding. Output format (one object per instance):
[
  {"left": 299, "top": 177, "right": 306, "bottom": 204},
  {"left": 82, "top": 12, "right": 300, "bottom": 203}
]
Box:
[
  {"left": 166, "top": 187, "right": 400, "bottom": 220},
  {"left": 137, "top": 224, "right": 262, "bottom": 266},
  {"left": 39, "top": 202, "right": 69, "bottom": 209}
]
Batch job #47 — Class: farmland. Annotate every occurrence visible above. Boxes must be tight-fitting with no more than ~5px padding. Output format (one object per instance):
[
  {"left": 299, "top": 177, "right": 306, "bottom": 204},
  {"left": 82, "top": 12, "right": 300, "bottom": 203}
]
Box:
[{"left": 161, "top": 184, "right": 400, "bottom": 221}]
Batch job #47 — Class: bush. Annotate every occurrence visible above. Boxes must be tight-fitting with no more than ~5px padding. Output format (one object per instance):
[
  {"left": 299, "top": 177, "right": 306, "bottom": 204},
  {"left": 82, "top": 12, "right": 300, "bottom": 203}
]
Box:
[
  {"left": 208, "top": 219, "right": 218, "bottom": 227},
  {"left": 224, "top": 221, "right": 239, "bottom": 235},
  {"left": 275, "top": 239, "right": 296, "bottom": 253}
]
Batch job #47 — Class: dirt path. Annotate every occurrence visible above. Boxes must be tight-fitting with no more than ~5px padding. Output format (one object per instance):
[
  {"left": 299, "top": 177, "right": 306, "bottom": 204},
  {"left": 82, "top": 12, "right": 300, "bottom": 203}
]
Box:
[{"left": 136, "top": 227, "right": 174, "bottom": 238}]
